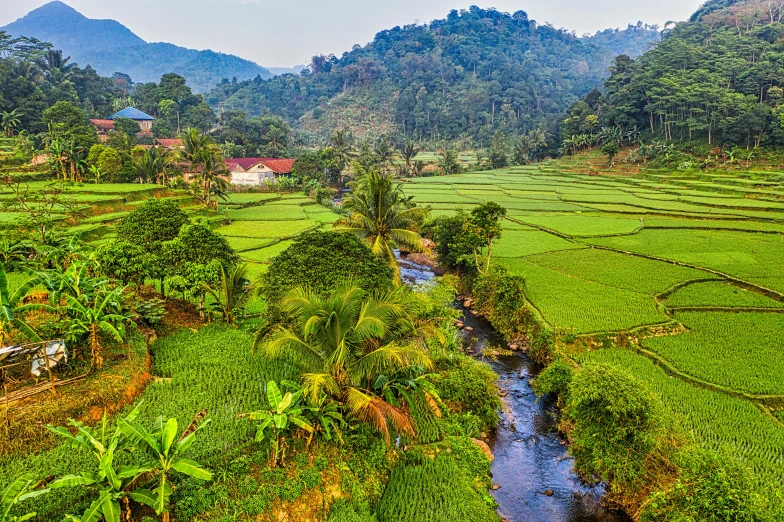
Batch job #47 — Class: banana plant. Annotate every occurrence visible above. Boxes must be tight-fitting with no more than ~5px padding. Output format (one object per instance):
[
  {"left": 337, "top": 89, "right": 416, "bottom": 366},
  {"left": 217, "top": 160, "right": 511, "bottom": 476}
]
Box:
[
  {"left": 117, "top": 414, "right": 213, "bottom": 522},
  {"left": 242, "top": 381, "right": 314, "bottom": 467},
  {"left": 0, "top": 474, "right": 49, "bottom": 522},
  {"left": 48, "top": 406, "right": 152, "bottom": 522}
]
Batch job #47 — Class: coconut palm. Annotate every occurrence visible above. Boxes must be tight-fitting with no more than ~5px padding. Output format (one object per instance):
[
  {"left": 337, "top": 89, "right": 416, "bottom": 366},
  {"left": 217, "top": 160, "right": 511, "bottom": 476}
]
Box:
[
  {"left": 334, "top": 168, "right": 429, "bottom": 278},
  {"left": 1, "top": 109, "right": 23, "bottom": 137},
  {"left": 264, "top": 126, "right": 288, "bottom": 157},
  {"left": 134, "top": 147, "right": 167, "bottom": 184},
  {"left": 401, "top": 139, "right": 419, "bottom": 176},
  {"left": 193, "top": 147, "right": 229, "bottom": 209},
  {"left": 374, "top": 137, "right": 399, "bottom": 172},
  {"left": 328, "top": 130, "right": 353, "bottom": 171},
  {"left": 254, "top": 284, "right": 433, "bottom": 444},
  {"left": 201, "top": 263, "right": 256, "bottom": 325}
]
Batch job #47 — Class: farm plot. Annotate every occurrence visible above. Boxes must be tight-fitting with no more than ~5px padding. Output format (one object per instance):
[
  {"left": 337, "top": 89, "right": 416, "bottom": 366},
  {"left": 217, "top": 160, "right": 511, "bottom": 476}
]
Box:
[
  {"left": 525, "top": 249, "right": 715, "bottom": 295},
  {"left": 518, "top": 214, "right": 643, "bottom": 236},
  {"left": 227, "top": 204, "right": 306, "bottom": 221},
  {"left": 588, "top": 229, "right": 784, "bottom": 294},
  {"left": 217, "top": 220, "right": 318, "bottom": 239},
  {"left": 641, "top": 311, "right": 784, "bottom": 396},
  {"left": 578, "top": 348, "right": 784, "bottom": 487},
  {"left": 666, "top": 281, "right": 784, "bottom": 309},
  {"left": 498, "top": 258, "right": 668, "bottom": 333},
  {"left": 493, "top": 230, "right": 585, "bottom": 258}
]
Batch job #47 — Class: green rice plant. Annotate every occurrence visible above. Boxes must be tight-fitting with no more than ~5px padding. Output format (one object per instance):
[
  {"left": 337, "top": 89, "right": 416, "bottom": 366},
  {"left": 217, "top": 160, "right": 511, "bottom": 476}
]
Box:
[
  {"left": 526, "top": 249, "right": 714, "bottom": 295},
  {"left": 224, "top": 237, "right": 278, "bottom": 252},
  {"left": 492, "top": 230, "right": 585, "bottom": 258},
  {"left": 589, "top": 229, "right": 784, "bottom": 294},
  {"left": 241, "top": 241, "right": 294, "bottom": 263},
  {"left": 227, "top": 205, "right": 306, "bottom": 221},
  {"left": 217, "top": 220, "right": 317, "bottom": 239},
  {"left": 577, "top": 349, "right": 784, "bottom": 488},
  {"left": 498, "top": 258, "right": 668, "bottom": 333},
  {"left": 642, "top": 312, "right": 784, "bottom": 395},
  {"left": 224, "top": 193, "right": 281, "bottom": 204},
  {"left": 519, "top": 214, "right": 643, "bottom": 236},
  {"left": 666, "top": 281, "right": 784, "bottom": 309}
]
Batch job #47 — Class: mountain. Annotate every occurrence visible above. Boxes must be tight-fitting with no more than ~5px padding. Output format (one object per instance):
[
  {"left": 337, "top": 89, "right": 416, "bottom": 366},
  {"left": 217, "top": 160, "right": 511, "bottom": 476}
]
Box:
[
  {"left": 581, "top": 0, "right": 784, "bottom": 148},
  {"left": 205, "top": 7, "right": 660, "bottom": 145},
  {"left": 0, "top": 1, "right": 272, "bottom": 92},
  {"left": 266, "top": 65, "right": 308, "bottom": 76}
]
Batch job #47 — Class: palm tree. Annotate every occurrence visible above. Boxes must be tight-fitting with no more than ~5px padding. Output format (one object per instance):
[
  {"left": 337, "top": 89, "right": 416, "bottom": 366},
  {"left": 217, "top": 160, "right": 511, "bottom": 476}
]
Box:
[
  {"left": 329, "top": 130, "right": 353, "bottom": 171},
  {"left": 201, "top": 263, "right": 256, "bottom": 325},
  {"left": 0, "top": 474, "right": 48, "bottom": 522},
  {"left": 0, "top": 266, "right": 42, "bottom": 345},
  {"left": 134, "top": 147, "right": 167, "bottom": 184},
  {"left": 254, "top": 284, "right": 433, "bottom": 444},
  {"left": 374, "top": 137, "right": 399, "bottom": 172},
  {"left": 1, "top": 109, "right": 23, "bottom": 137},
  {"left": 193, "top": 147, "right": 229, "bottom": 209},
  {"left": 264, "top": 126, "right": 288, "bottom": 157},
  {"left": 334, "top": 169, "right": 429, "bottom": 278},
  {"left": 401, "top": 139, "right": 419, "bottom": 176},
  {"left": 179, "top": 127, "right": 211, "bottom": 166}
]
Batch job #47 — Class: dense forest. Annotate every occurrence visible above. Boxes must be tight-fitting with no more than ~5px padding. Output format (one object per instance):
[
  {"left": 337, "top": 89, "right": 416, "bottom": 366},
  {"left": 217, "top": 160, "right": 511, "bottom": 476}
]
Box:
[
  {"left": 204, "top": 8, "right": 660, "bottom": 146},
  {"left": 563, "top": 0, "right": 784, "bottom": 150}
]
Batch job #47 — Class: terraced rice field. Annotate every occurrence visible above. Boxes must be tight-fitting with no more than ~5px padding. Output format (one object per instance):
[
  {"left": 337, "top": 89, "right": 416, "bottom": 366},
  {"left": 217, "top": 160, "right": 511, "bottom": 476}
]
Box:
[{"left": 407, "top": 165, "right": 784, "bottom": 487}]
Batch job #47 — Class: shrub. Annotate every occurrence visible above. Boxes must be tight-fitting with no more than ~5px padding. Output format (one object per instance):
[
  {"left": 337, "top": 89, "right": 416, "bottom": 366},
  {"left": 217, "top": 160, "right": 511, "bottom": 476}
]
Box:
[
  {"left": 472, "top": 266, "right": 535, "bottom": 340},
  {"left": 531, "top": 360, "right": 573, "bottom": 398},
  {"left": 117, "top": 199, "right": 189, "bottom": 252},
  {"left": 432, "top": 355, "right": 500, "bottom": 432},
  {"left": 528, "top": 328, "right": 556, "bottom": 366},
  {"left": 566, "top": 364, "right": 676, "bottom": 495}
]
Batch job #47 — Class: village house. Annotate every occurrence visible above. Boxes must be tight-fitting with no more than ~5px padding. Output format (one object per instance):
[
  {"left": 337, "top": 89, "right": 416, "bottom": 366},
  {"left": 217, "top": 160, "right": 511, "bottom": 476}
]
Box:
[
  {"left": 224, "top": 158, "right": 296, "bottom": 186},
  {"left": 90, "top": 107, "right": 155, "bottom": 140}
]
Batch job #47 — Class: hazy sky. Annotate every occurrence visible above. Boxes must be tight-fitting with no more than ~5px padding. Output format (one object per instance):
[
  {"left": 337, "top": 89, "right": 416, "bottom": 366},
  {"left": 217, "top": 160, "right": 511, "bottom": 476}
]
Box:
[{"left": 2, "top": 0, "right": 706, "bottom": 66}]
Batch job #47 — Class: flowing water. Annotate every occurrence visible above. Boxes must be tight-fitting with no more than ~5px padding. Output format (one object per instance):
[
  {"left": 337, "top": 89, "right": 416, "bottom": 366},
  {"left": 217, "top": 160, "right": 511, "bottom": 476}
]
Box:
[{"left": 399, "top": 254, "right": 629, "bottom": 522}]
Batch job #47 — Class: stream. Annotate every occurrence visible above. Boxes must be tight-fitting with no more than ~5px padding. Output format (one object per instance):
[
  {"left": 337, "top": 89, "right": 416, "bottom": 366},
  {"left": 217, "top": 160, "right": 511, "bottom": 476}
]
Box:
[{"left": 399, "top": 254, "right": 629, "bottom": 522}]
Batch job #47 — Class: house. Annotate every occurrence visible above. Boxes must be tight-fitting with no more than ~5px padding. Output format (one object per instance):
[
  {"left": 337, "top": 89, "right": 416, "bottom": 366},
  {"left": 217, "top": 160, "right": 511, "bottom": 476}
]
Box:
[
  {"left": 90, "top": 107, "right": 156, "bottom": 140},
  {"left": 224, "top": 158, "right": 296, "bottom": 186},
  {"left": 154, "top": 138, "right": 184, "bottom": 149}
]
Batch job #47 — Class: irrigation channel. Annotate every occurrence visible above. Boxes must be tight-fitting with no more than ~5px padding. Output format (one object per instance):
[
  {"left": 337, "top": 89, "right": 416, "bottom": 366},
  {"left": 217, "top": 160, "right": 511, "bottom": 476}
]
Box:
[{"left": 399, "top": 254, "right": 629, "bottom": 522}]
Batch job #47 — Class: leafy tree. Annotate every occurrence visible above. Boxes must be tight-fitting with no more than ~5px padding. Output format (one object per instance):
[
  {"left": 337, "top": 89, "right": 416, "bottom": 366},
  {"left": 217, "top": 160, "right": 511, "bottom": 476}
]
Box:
[
  {"left": 254, "top": 284, "right": 434, "bottom": 444},
  {"left": 335, "top": 169, "right": 429, "bottom": 278},
  {"left": 291, "top": 152, "right": 326, "bottom": 184},
  {"left": 0, "top": 474, "right": 49, "bottom": 522},
  {"left": 96, "top": 148, "right": 123, "bottom": 180},
  {"left": 112, "top": 117, "right": 141, "bottom": 138},
  {"left": 374, "top": 137, "right": 399, "bottom": 172},
  {"left": 93, "top": 242, "right": 157, "bottom": 287},
  {"left": 261, "top": 231, "right": 394, "bottom": 317},
  {"left": 41, "top": 101, "right": 97, "bottom": 149},
  {"left": 461, "top": 202, "right": 507, "bottom": 274},
  {"left": 601, "top": 141, "right": 620, "bottom": 166},
  {"left": 243, "top": 380, "right": 314, "bottom": 467},
  {"left": 117, "top": 199, "right": 188, "bottom": 253},
  {"left": 488, "top": 131, "right": 509, "bottom": 168}
]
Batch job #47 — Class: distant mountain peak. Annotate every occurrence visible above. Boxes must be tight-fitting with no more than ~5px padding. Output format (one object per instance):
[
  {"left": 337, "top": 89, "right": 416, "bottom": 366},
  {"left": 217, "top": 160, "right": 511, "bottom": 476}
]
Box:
[{"left": 1, "top": 2, "right": 271, "bottom": 91}]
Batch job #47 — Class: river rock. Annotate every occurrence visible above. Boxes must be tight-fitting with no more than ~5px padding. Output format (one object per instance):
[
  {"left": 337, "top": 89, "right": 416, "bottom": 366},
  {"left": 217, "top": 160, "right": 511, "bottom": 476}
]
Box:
[
  {"left": 463, "top": 299, "right": 473, "bottom": 308},
  {"left": 471, "top": 438, "right": 494, "bottom": 462},
  {"left": 491, "top": 484, "right": 501, "bottom": 491},
  {"left": 543, "top": 489, "right": 554, "bottom": 497},
  {"left": 465, "top": 326, "right": 474, "bottom": 332},
  {"left": 508, "top": 343, "right": 518, "bottom": 350}
]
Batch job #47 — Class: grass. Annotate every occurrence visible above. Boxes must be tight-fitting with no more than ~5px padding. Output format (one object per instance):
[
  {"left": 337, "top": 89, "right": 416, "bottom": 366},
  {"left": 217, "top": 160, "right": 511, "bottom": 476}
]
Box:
[
  {"left": 227, "top": 204, "right": 306, "bottom": 221},
  {"left": 217, "top": 220, "right": 318, "bottom": 239},
  {"left": 493, "top": 230, "right": 585, "bottom": 258},
  {"left": 642, "top": 312, "right": 784, "bottom": 396},
  {"left": 666, "top": 281, "right": 784, "bottom": 309}
]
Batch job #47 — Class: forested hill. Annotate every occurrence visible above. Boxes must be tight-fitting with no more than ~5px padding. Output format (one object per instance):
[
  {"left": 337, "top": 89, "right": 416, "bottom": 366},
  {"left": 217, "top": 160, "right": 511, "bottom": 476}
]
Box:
[
  {"left": 570, "top": 0, "right": 784, "bottom": 149},
  {"left": 0, "top": 1, "right": 272, "bottom": 92},
  {"left": 204, "top": 8, "right": 659, "bottom": 145}
]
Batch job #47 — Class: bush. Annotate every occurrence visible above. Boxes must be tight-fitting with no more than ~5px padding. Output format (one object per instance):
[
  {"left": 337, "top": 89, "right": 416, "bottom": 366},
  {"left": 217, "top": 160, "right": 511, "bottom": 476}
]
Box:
[
  {"left": 327, "top": 500, "right": 377, "bottom": 522},
  {"left": 472, "top": 266, "right": 535, "bottom": 340},
  {"left": 641, "top": 448, "right": 772, "bottom": 522},
  {"left": 261, "top": 231, "right": 394, "bottom": 317},
  {"left": 432, "top": 355, "right": 500, "bottom": 432},
  {"left": 531, "top": 360, "right": 573, "bottom": 398},
  {"left": 528, "top": 328, "right": 555, "bottom": 366},
  {"left": 566, "top": 364, "right": 676, "bottom": 495},
  {"left": 117, "top": 199, "right": 189, "bottom": 252}
]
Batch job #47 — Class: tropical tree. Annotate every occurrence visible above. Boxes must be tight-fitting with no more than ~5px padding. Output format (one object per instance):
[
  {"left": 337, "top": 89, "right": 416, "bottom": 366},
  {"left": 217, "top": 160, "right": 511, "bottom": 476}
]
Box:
[
  {"left": 328, "top": 130, "right": 353, "bottom": 172},
  {"left": 0, "top": 474, "right": 48, "bottom": 522},
  {"left": 0, "top": 266, "right": 42, "bottom": 345},
  {"left": 48, "top": 407, "right": 151, "bottom": 522},
  {"left": 1, "top": 109, "right": 23, "bottom": 137},
  {"left": 134, "top": 147, "right": 167, "bottom": 184},
  {"left": 254, "top": 284, "right": 434, "bottom": 444},
  {"left": 117, "top": 413, "right": 213, "bottom": 522},
  {"left": 401, "top": 140, "right": 419, "bottom": 176},
  {"left": 334, "top": 169, "right": 429, "bottom": 278},
  {"left": 64, "top": 285, "right": 129, "bottom": 369},
  {"left": 243, "top": 380, "right": 314, "bottom": 467},
  {"left": 461, "top": 202, "right": 507, "bottom": 274},
  {"left": 374, "top": 137, "right": 399, "bottom": 172},
  {"left": 0, "top": 239, "right": 31, "bottom": 269},
  {"left": 264, "top": 126, "right": 288, "bottom": 157},
  {"left": 438, "top": 149, "right": 459, "bottom": 175},
  {"left": 201, "top": 263, "right": 255, "bottom": 325}
]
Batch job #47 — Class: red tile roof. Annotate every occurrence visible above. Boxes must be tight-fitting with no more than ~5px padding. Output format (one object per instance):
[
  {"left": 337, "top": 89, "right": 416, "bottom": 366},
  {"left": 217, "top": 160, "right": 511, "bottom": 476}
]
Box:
[
  {"left": 225, "top": 158, "right": 296, "bottom": 174},
  {"left": 90, "top": 119, "right": 115, "bottom": 131},
  {"left": 154, "top": 138, "right": 184, "bottom": 148}
]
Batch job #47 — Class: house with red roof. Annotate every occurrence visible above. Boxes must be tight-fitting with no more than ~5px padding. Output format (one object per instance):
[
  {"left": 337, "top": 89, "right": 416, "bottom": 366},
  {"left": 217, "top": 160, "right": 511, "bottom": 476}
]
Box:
[{"left": 225, "top": 158, "right": 296, "bottom": 186}]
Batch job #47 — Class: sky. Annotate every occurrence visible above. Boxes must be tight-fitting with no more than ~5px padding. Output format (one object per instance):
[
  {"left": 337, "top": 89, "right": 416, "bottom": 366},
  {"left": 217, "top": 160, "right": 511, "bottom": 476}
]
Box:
[{"left": 1, "top": 0, "right": 707, "bottom": 66}]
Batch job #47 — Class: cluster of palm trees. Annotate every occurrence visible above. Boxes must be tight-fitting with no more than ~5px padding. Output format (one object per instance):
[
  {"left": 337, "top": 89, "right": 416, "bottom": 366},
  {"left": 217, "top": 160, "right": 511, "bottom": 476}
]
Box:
[
  {"left": 561, "top": 126, "right": 642, "bottom": 156},
  {"left": 43, "top": 128, "right": 88, "bottom": 182},
  {"left": 328, "top": 130, "right": 423, "bottom": 177},
  {"left": 514, "top": 126, "right": 548, "bottom": 163},
  {"left": 1, "top": 108, "right": 23, "bottom": 137},
  {"left": 179, "top": 128, "right": 229, "bottom": 208}
]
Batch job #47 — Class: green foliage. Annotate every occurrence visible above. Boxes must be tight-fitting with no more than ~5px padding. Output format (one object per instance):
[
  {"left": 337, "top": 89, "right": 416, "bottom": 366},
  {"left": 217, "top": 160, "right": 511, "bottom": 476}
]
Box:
[
  {"left": 117, "top": 199, "right": 188, "bottom": 252},
  {"left": 375, "top": 439, "right": 499, "bottom": 522},
  {"left": 471, "top": 266, "right": 534, "bottom": 340},
  {"left": 641, "top": 448, "right": 771, "bottom": 522},
  {"left": 531, "top": 360, "right": 573, "bottom": 397},
  {"left": 261, "top": 231, "right": 394, "bottom": 314},
  {"left": 527, "top": 328, "right": 556, "bottom": 366},
  {"left": 111, "top": 117, "right": 140, "bottom": 137},
  {"left": 432, "top": 355, "right": 500, "bottom": 432},
  {"left": 93, "top": 241, "right": 158, "bottom": 285},
  {"left": 566, "top": 364, "right": 676, "bottom": 493},
  {"left": 0, "top": 474, "right": 48, "bottom": 522}
]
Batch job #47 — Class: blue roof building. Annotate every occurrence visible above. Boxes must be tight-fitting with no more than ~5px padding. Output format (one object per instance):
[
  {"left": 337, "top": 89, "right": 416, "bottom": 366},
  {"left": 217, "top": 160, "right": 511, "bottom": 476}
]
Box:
[{"left": 108, "top": 107, "right": 155, "bottom": 121}]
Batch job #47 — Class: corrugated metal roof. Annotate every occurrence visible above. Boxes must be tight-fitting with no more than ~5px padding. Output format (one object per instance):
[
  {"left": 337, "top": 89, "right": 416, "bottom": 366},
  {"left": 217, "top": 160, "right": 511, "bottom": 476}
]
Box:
[{"left": 109, "top": 107, "right": 155, "bottom": 121}]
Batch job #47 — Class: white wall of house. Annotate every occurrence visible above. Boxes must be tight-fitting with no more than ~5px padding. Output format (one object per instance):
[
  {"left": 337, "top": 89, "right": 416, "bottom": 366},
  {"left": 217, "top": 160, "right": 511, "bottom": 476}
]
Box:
[{"left": 230, "top": 166, "right": 276, "bottom": 186}]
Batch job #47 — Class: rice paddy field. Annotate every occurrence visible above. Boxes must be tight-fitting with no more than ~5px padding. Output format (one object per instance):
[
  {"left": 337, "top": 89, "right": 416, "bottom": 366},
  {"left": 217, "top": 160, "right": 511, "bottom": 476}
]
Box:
[{"left": 405, "top": 165, "right": 784, "bottom": 488}]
